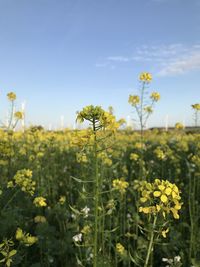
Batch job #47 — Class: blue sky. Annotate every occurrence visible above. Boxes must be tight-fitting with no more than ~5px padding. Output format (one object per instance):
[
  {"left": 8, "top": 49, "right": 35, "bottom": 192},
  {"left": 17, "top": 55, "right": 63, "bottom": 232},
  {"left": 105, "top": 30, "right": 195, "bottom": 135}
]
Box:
[{"left": 0, "top": 0, "right": 200, "bottom": 129}]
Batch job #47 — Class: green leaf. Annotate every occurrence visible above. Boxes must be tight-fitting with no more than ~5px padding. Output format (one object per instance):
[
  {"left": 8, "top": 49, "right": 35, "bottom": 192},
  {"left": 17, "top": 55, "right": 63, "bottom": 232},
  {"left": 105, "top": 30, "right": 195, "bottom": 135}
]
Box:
[{"left": 8, "top": 249, "right": 17, "bottom": 257}]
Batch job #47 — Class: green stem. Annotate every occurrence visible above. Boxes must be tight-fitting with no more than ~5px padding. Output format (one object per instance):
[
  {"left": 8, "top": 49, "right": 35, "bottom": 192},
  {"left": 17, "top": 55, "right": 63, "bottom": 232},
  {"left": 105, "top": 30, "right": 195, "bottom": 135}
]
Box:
[
  {"left": 93, "top": 121, "right": 99, "bottom": 267},
  {"left": 144, "top": 216, "right": 157, "bottom": 267}
]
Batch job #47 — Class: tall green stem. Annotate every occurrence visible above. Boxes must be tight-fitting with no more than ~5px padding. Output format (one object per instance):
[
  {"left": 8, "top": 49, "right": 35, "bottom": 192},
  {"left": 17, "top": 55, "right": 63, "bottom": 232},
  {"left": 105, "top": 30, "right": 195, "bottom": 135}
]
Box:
[
  {"left": 144, "top": 216, "right": 157, "bottom": 267},
  {"left": 93, "top": 121, "right": 99, "bottom": 267}
]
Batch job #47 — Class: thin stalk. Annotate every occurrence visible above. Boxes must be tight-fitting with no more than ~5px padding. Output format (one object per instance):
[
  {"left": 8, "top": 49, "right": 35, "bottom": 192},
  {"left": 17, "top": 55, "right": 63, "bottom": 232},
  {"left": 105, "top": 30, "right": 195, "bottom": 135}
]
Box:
[
  {"left": 8, "top": 101, "right": 14, "bottom": 130},
  {"left": 93, "top": 121, "right": 99, "bottom": 267},
  {"left": 144, "top": 216, "right": 157, "bottom": 267}
]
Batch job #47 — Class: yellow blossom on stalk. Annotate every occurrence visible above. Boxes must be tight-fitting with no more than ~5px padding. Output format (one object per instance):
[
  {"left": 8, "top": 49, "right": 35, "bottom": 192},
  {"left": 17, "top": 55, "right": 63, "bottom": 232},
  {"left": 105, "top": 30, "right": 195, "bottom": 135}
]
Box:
[
  {"left": 14, "top": 111, "right": 24, "bottom": 120},
  {"left": 150, "top": 92, "right": 160, "bottom": 102},
  {"left": 139, "top": 72, "right": 152, "bottom": 82},
  {"left": 162, "top": 228, "right": 169, "bottom": 238},
  {"left": 7, "top": 92, "right": 16, "bottom": 101},
  {"left": 192, "top": 103, "right": 200, "bottom": 110},
  {"left": 175, "top": 122, "right": 184, "bottom": 130},
  {"left": 7, "top": 181, "right": 14, "bottom": 188},
  {"left": 15, "top": 228, "right": 24, "bottom": 240},
  {"left": 144, "top": 106, "right": 153, "bottom": 113},
  {"left": 128, "top": 95, "right": 140, "bottom": 106},
  {"left": 135, "top": 179, "right": 182, "bottom": 220},
  {"left": 112, "top": 178, "right": 129, "bottom": 194},
  {"left": 76, "top": 152, "right": 88, "bottom": 163},
  {"left": 15, "top": 228, "right": 38, "bottom": 246},
  {"left": 81, "top": 225, "right": 91, "bottom": 234},
  {"left": 34, "top": 215, "right": 47, "bottom": 223},
  {"left": 12, "top": 169, "right": 36, "bottom": 196},
  {"left": 154, "top": 147, "right": 166, "bottom": 160},
  {"left": 130, "top": 153, "right": 139, "bottom": 161},
  {"left": 116, "top": 243, "right": 126, "bottom": 255},
  {"left": 33, "top": 196, "right": 47, "bottom": 207},
  {"left": 59, "top": 195, "right": 66, "bottom": 205},
  {"left": 76, "top": 105, "right": 119, "bottom": 132}
]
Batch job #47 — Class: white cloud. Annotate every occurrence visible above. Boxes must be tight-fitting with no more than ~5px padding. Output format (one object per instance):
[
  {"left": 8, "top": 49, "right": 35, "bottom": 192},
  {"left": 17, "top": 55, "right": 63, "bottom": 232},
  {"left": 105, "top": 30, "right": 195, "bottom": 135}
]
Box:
[
  {"left": 96, "top": 43, "right": 200, "bottom": 76},
  {"left": 157, "top": 51, "right": 200, "bottom": 76},
  {"left": 107, "top": 56, "right": 130, "bottom": 62}
]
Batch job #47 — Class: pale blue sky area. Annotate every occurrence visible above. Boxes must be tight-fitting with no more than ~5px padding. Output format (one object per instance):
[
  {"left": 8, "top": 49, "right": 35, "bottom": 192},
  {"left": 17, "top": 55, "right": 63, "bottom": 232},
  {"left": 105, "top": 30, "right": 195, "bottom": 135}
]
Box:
[{"left": 0, "top": 0, "right": 200, "bottom": 129}]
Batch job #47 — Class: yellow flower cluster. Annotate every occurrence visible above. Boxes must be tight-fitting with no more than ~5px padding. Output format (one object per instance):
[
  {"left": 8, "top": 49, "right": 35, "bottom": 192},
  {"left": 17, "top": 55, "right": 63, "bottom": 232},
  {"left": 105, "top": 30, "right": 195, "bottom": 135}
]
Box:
[
  {"left": 76, "top": 152, "right": 88, "bottom": 163},
  {"left": 33, "top": 196, "right": 47, "bottom": 207},
  {"left": 34, "top": 215, "right": 47, "bottom": 223},
  {"left": 98, "top": 151, "right": 113, "bottom": 166},
  {"left": 10, "top": 169, "right": 36, "bottom": 196},
  {"left": 139, "top": 72, "right": 152, "bottom": 82},
  {"left": 59, "top": 195, "right": 66, "bottom": 205},
  {"left": 192, "top": 103, "right": 200, "bottom": 110},
  {"left": 130, "top": 153, "right": 139, "bottom": 161},
  {"left": 76, "top": 105, "right": 104, "bottom": 123},
  {"left": 15, "top": 228, "right": 38, "bottom": 246},
  {"left": 175, "top": 122, "right": 184, "bottom": 130},
  {"left": 116, "top": 243, "right": 126, "bottom": 255},
  {"left": 112, "top": 178, "right": 129, "bottom": 194},
  {"left": 144, "top": 106, "right": 153, "bottom": 113},
  {"left": 7, "top": 92, "right": 16, "bottom": 101},
  {"left": 128, "top": 95, "right": 140, "bottom": 106},
  {"left": 81, "top": 225, "right": 91, "bottom": 235},
  {"left": 99, "top": 111, "right": 119, "bottom": 132},
  {"left": 150, "top": 92, "right": 160, "bottom": 102},
  {"left": 134, "top": 179, "right": 182, "bottom": 219},
  {"left": 14, "top": 111, "right": 24, "bottom": 120},
  {"left": 71, "top": 130, "right": 94, "bottom": 147},
  {"left": 76, "top": 105, "right": 119, "bottom": 132},
  {"left": 154, "top": 147, "right": 166, "bottom": 160}
]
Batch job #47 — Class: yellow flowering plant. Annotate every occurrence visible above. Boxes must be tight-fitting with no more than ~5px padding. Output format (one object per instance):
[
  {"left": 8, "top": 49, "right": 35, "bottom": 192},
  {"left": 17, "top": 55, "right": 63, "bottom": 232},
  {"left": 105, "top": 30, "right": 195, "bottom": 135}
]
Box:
[
  {"left": 1, "top": 92, "right": 24, "bottom": 131},
  {"left": 133, "top": 178, "right": 182, "bottom": 267},
  {"left": 128, "top": 73, "right": 160, "bottom": 133}
]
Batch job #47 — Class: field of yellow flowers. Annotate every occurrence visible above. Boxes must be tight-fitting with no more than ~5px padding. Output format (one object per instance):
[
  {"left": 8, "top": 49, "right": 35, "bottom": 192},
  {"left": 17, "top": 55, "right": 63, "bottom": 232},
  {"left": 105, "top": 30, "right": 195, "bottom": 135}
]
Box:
[{"left": 0, "top": 75, "right": 200, "bottom": 267}]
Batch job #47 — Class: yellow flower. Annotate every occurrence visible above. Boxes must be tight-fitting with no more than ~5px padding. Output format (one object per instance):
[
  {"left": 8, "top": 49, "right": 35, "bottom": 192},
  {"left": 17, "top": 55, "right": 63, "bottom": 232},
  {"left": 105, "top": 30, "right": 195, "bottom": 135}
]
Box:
[
  {"left": 153, "top": 191, "right": 161, "bottom": 197},
  {"left": 192, "top": 103, "right": 200, "bottom": 110},
  {"left": 116, "top": 243, "right": 125, "bottom": 255},
  {"left": 7, "top": 92, "right": 16, "bottom": 101},
  {"left": 160, "top": 194, "right": 168, "bottom": 203},
  {"left": 33, "top": 197, "right": 47, "bottom": 207},
  {"left": 135, "top": 179, "right": 182, "bottom": 220},
  {"left": 130, "top": 153, "right": 139, "bottom": 161},
  {"left": 128, "top": 95, "right": 140, "bottom": 106},
  {"left": 15, "top": 228, "right": 38, "bottom": 246},
  {"left": 150, "top": 92, "right": 160, "bottom": 101},
  {"left": 81, "top": 225, "right": 91, "bottom": 234},
  {"left": 16, "top": 228, "right": 24, "bottom": 241},
  {"left": 175, "top": 122, "right": 184, "bottom": 130},
  {"left": 13, "top": 169, "right": 35, "bottom": 196},
  {"left": 25, "top": 236, "right": 38, "bottom": 246},
  {"left": 112, "top": 178, "right": 129, "bottom": 194},
  {"left": 139, "top": 72, "right": 152, "bottom": 82},
  {"left": 144, "top": 106, "right": 153, "bottom": 113},
  {"left": 59, "top": 196, "right": 66, "bottom": 205},
  {"left": 14, "top": 111, "right": 23, "bottom": 120},
  {"left": 7, "top": 181, "right": 14, "bottom": 188},
  {"left": 34, "top": 215, "right": 47, "bottom": 223},
  {"left": 170, "top": 208, "right": 179, "bottom": 219},
  {"left": 162, "top": 228, "right": 169, "bottom": 238},
  {"left": 165, "top": 187, "right": 172, "bottom": 196}
]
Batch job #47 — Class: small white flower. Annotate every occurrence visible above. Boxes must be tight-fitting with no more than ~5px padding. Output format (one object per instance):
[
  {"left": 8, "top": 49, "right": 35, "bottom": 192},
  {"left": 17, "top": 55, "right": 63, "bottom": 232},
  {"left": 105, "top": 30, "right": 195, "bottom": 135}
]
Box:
[
  {"left": 81, "top": 206, "right": 90, "bottom": 218},
  {"left": 174, "top": 255, "right": 181, "bottom": 262},
  {"left": 127, "top": 213, "right": 131, "bottom": 219},
  {"left": 73, "top": 233, "right": 82, "bottom": 242},
  {"left": 162, "top": 258, "right": 169, "bottom": 262},
  {"left": 71, "top": 213, "right": 77, "bottom": 220}
]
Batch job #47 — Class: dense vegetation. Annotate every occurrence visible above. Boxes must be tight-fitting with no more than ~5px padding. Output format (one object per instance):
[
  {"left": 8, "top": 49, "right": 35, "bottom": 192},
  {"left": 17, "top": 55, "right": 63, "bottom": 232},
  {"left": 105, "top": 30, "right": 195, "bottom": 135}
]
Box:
[{"left": 0, "top": 127, "right": 200, "bottom": 267}]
